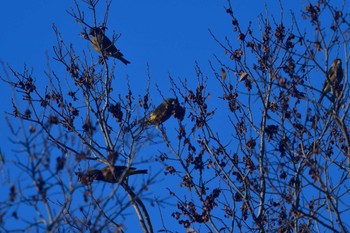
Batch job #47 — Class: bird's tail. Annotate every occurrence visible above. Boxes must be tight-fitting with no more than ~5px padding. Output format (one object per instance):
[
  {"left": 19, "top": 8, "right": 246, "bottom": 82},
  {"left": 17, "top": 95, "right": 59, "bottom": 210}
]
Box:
[
  {"left": 117, "top": 56, "right": 130, "bottom": 65},
  {"left": 129, "top": 169, "right": 148, "bottom": 176}
]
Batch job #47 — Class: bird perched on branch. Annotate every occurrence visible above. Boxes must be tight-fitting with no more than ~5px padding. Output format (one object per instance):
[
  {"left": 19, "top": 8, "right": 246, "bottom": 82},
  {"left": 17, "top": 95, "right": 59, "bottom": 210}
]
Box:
[
  {"left": 141, "top": 98, "right": 184, "bottom": 128},
  {"left": 76, "top": 166, "right": 147, "bottom": 185},
  {"left": 318, "top": 58, "right": 343, "bottom": 103},
  {"left": 88, "top": 26, "right": 130, "bottom": 65}
]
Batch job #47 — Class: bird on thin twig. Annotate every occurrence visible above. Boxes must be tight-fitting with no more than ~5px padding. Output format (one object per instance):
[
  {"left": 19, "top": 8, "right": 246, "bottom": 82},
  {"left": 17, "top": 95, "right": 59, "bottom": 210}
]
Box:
[
  {"left": 140, "top": 98, "right": 183, "bottom": 128},
  {"left": 318, "top": 58, "right": 343, "bottom": 103},
  {"left": 124, "top": 98, "right": 185, "bottom": 134},
  {"left": 75, "top": 166, "right": 147, "bottom": 185},
  {"left": 89, "top": 26, "right": 130, "bottom": 65}
]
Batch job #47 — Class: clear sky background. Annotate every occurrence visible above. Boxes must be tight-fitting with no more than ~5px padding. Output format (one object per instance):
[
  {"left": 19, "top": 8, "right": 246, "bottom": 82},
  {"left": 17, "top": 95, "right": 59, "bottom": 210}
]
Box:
[{"left": 0, "top": 0, "right": 332, "bottom": 232}]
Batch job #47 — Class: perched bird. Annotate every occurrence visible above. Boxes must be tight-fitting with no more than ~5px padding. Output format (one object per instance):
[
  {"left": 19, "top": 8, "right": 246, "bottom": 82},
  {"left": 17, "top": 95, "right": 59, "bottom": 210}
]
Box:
[
  {"left": 89, "top": 27, "right": 130, "bottom": 65},
  {"left": 318, "top": 58, "right": 343, "bottom": 103},
  {"left": 76, "top": 166, "right": 147, "bottom": 185},
  {"left": 125, "top": 98, "right": 185, "bottom": 133},
  {"left": 142, "top": 98, "right": 179, "bottom": 127}
]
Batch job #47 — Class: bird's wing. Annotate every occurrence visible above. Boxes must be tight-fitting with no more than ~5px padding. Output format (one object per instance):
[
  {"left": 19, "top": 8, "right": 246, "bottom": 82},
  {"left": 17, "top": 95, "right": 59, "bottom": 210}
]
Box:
[
  {"left": 101, "top": 35, "right": 123, "bottom": 55},
  {"left": 326, "top": 64, "right": 336, "bottom": 82}
]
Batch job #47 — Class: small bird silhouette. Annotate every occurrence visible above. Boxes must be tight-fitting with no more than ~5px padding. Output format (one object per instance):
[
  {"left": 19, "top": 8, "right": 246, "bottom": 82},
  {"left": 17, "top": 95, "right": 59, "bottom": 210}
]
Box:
[
  {"left": 89, "top": 27, "right": 130, "bottom": 65},
  {"left": 142, "top": 98, "right": 179, "bottom": 127},
  {"left": 76, "top": 166, "right": 147, "bottom": 185},
  {"left": 318, "top": 58, "right": 343, "bottom": 103}
]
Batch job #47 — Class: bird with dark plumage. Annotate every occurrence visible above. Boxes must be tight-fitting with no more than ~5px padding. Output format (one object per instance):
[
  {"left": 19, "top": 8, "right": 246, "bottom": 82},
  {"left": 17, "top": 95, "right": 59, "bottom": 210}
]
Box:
[
  {"left": 318, "top": 58, "right": 343, "bottom": 103},
  {"left": 89, "top": 27, "right": 130, "bottom": 65},
  {"left": 76, "top": 166, "right": 147, "bottom": 185},
  {"left": 143, "top": 98, "right": 179, "bottom": 127}
]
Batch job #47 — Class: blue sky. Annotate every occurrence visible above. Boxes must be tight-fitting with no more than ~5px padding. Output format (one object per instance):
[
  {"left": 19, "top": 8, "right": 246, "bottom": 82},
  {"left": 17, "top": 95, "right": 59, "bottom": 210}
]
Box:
[
  {"left": 0, "top": 2, "right": 235, "bottom": 231},
  {"left": 1, "top": 0, "right": 341, "bottom": 232}
]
